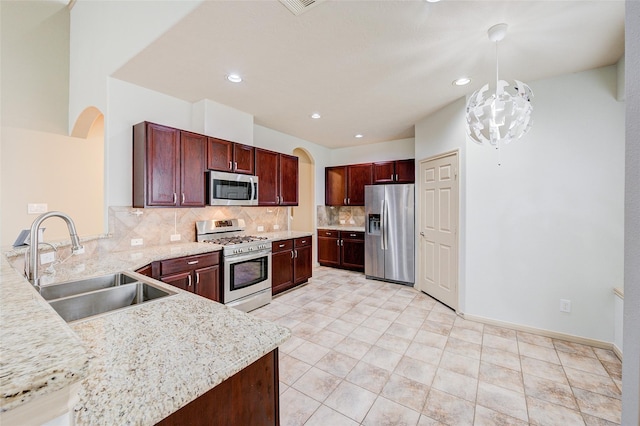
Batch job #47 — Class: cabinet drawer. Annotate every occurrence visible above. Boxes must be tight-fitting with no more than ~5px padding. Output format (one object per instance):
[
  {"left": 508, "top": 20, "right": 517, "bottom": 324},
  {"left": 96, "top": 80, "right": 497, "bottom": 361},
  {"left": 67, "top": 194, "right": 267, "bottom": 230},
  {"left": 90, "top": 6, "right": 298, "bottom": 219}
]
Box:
[
  {"left": 272, "top": 239, "right": 294, "bottom": 253},
  {"left": 160, "top": 252, "right": 220, "bottom": 275},
  {"left": 317, "top": 229, "right": 337, "bottom": 238},
  {"left": 295, "top": 236, "right": 312, "bottom": 248},
  {"left": 342, "top": 231, "right": 364, "bottom": 241}
]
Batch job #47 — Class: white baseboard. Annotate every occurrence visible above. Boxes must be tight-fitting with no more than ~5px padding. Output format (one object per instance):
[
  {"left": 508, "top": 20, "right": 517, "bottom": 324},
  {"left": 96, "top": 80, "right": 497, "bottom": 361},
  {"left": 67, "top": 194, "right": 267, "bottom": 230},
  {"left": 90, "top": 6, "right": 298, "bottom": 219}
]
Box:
[{"left": 460, "top": 312, "right": 622, "bottom": 360}]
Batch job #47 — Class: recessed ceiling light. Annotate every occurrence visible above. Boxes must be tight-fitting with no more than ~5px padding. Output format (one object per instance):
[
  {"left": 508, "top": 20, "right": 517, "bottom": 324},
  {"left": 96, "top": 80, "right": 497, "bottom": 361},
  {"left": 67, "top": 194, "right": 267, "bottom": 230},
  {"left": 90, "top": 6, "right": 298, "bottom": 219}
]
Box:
[
  {"left": 310, "top": 113, "right": 321, "bottom": 119},
  {"left": 453, "top": 77, "right": 471, "bottom": 86},
  {"left": 355, "top": 134, "right": 364, "bottom": 138},
  {"left": 426, "top": 0, "right": 441, "bottom": 3},
  {"left": 226, "top": 74, "right": 242, "bottom": 83}
]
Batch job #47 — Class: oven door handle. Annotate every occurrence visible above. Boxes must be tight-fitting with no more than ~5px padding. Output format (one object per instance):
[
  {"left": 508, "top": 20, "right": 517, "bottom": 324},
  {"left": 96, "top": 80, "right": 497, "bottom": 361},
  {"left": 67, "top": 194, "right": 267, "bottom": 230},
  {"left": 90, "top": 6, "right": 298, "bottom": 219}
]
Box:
[{"left": 225, "top": 250, "right": 271, "bottom": 264}]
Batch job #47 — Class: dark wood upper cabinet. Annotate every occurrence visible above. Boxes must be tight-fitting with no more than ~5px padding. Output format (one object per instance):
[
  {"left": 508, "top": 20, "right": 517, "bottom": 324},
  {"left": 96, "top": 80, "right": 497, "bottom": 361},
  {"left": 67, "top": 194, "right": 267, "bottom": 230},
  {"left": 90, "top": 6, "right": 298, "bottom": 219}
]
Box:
[
  {"left": 255, "top": 148, "right": 298, "bottom": 206},
  {"left": 325, "top": 163, "right": 372, "bottom": 206},
  {"left": 133, "top": 122, "right": 205, "bottom": 208},
  {"left": 207, "top": 137, "right": 255, "bottom": 175},
  {"left": 373, "top": 159, "right": 415, "bottom": 184}
]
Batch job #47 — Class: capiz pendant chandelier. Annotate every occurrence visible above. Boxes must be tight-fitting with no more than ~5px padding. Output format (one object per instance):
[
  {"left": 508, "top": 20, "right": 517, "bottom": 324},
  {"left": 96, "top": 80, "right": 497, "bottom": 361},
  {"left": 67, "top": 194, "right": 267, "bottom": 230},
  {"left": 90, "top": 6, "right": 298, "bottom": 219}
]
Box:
[{"left": 466, "top": 23, "right": 533, "bottom": 160}]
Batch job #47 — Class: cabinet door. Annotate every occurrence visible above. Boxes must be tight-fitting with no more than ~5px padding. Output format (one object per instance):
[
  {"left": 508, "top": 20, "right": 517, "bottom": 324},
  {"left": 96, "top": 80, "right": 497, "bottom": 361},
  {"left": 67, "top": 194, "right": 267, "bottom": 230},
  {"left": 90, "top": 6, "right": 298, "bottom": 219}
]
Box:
[
  {"left": 395, "top": 159, "right": 415, "bottom": 183},
  {"left": 341, "top": 236, "right": 365, "bottom": 271},
  {"left": 180, "top": 131, "right": 206, "bottom": 207},
  {"left": 233, "top": 144, "right": 255, "bottom": 175},
  {"left": 271, "top": 248, "right": 294, "bottom": 295},
  {"left": 317, "top": 230, "right": 341, "bottom": 267},
  {"left": 346, "top": 164, "right": 372, "bottom": 206},
  {"left": 207, "top": 137, "right": 233, "bottom": 172},
  {"left": 373, "top": 161, "right": 396, "bottom": 184},
  {"left": 279, "top": 154, "right": 298, "bottom": 206},
  {"left": 325, "top": 166, "right": 347, "bottom": 206},
  {"left": 145, "top": 123, "right": 180, "bottom": 207},
  {"left": 194, "top": 265, "right": 221, "bottom": 302},
  {"left": 160, "top": 271, "right": 194, "bottom": 292},
  {"left": 255, "top": 148, "right": 279, "bottom": 206},
  {"left": 293, "top": 241, "right": 312, "bottom": 284}
]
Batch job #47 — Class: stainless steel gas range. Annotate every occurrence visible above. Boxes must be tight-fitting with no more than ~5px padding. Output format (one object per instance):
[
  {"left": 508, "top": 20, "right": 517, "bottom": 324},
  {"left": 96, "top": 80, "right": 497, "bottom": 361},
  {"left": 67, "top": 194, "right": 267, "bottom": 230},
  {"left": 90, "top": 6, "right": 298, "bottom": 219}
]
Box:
[{"left": 196, "top": 219, "right": 271, "bottom": 312}]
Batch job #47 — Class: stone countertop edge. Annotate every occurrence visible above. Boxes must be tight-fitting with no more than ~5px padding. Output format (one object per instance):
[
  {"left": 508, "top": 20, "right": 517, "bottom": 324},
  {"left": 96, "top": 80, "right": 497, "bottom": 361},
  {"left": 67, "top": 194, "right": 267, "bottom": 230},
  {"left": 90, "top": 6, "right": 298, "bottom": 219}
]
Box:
[
  {"left": 317, "top": 225, "right": 366, "bottom": 232},
  {"left": 1, "top": 239, "right": 291, "bottom": 424}
]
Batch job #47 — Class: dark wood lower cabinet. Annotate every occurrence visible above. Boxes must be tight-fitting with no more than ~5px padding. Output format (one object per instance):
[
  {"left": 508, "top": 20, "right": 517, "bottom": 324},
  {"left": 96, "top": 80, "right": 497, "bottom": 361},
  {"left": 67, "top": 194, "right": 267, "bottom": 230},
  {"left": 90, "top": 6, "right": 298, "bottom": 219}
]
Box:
[
  {"left": 271, "top": 237, "right": 313, "bottom": 295},
  {"left": 317, "top": 229, "right": 364, "bottom": 272},
  {"left": 157, "top": 349, "right": 280, "bottom": 426}
]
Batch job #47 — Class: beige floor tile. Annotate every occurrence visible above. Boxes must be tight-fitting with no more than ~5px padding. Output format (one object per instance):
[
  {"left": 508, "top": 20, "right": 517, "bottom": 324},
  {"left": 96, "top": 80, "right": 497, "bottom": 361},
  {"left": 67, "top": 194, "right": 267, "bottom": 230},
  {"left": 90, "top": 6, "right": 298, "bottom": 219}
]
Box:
[
  {"left": 444, "top": 337, "right": 481, "bottom": 359},
  {"left": 422, "top": 388, "right": 475, "bottom": 425},
  {"left": 449, "top": 326, "right": 483, "bottom": 345},
  {"left": 387, "top": 322, "right": 420, "bottom": 340},
  {"left": 453, "top": 316, "right": 485, "bottom": 333},
  {"left": 557, "top": 351, "right": 609, "bottom": 376},
  {"left": 520, "top": 356, "right": 568, "bottom": 385},
  {"left": 292, "top": 366, "right": 342, "bottom": 403},
  {"left": 432, "top": 367, "right": 478, "bottom": 402},
  {"left": 346, "top": 360, "right": 391, "bottom": 394},
  {"left": 362, "top": 316, "right": 392, "bottom": 332},
  {"left": 479, "top": 361, "right": 524, "bottom": 393},
  {"left": 481, "top": 346, "right": 522, "bottom": 372},
  {"left": 523, "top": 373, "right": 579, "bottom": 411},
  {"left": 474, "top": 404, "right": 529, "bottom": 426},
  {"left": 279, "top": 334, "right": 306, "bottom": 354},
  {"left": 279, "top": 353, "right": 312, "bottom": 386},
  {"left": 289, "top": 340, "right": 331, "bottom": 365},
  {"left": 409, "top": 297, "right": 437, "bottom": 311},
  {"left": 421, "top": 319, "right": 453, "bottom": 336},
  {"left": 403, "top": 306, "right": 431, "bottom": 321},
  {"left": 326, "top": 318, "right": 359, "bottom": 336},
  {"left": 334, "top": 336, "right": 373, "bottom": 360},
  {"left": 376, "top": 332, "right": 412, "bottom": 355},
  {"left": 362, "top": 345, "right": 403, "bottom": 372},
  {"left": 324, "top": 381, "right": 378, "bottom": 423},
  {"left": 602, "top": 360, "right": 622, "bottom": 381},
  {"left": 394, "top": 311, "right": 427, "bottom": 328},
  {"left": 439, "top": 351, "right": 480, "bottom": 379},
  {"left": 526, "top": 396, "right": 586, "bottom": 426},
  {"left": 393, "top": 354, "right": 437, "bottom": 384},
  {"left": 582, "top": 413, "right": 621, "bottom": 426},
  {"left": 381, "top": 374, "right": 430, "bottom": 412},
  {"left": 426, "top": 310, "right": 456, "bottom": 326},
  {"left": 291, "top": 321, "right": 324, "bottom": 340},
  {"left": 279, "top": 387, "right": 321, "bottom": 426},
  {"left": 349, "top": 324, "right": 385, "bottom": 345},
  {"left": 304, "top": 405, "right": 360, "bottom": 426},
  {"left": 516, "top": 331, "right": 555, "bottom": 348},
  {"left": 340, "top": 310, "right": 370, "bottom": 325},
  {"left": 553, "top": 339, "right": 597, "bottom": 358},
  {"left": 413, "top": 329, "right": 448, "bottom": 349},
  {"left": 483, "top": 324, "right": 517, "bottom": 340},
  {"left": 363, "top": 396, "right": 421, "bottom": 426},
  {"left": 405, "top": 341, "right": 444, "bottom": 365},
  {"left": 593, "top": 347, "right": 620, "bottom": 364},
  {"left": 372, "top": 307, "right": 402, "bottom": 322},
  {"left": 564, "top": 366, "right": 621, "bottom": 399},
  {"left": 518, "top": 341, "right": 561, "bottom": 364},
  {"left": 476, "top": 381, "right": 528, "bottom": 422},
  {"left": 315, "top": 350, "right": 359, "bottom": 378},
  {"left": 417, "top": 414, "right": 447, "bottom": 425},
  {"left": 573, "top": 388, "right": 622, "bottom": 424},
  {"left": 304, "top": 311, "right": 338, "bottom": 328},
  {"left": 482, "top": 333, "right": 519, "bottom": 354},
  {"left": 314, "top": 328, "right": 347, "bottom": 349}
]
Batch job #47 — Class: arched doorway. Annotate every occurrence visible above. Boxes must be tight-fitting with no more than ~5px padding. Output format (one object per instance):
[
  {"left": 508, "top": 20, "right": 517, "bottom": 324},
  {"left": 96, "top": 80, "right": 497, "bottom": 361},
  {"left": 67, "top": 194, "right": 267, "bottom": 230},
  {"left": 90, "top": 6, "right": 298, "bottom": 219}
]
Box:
[{"left": 291, "top": 148, "right": 315, "bottom": 233}]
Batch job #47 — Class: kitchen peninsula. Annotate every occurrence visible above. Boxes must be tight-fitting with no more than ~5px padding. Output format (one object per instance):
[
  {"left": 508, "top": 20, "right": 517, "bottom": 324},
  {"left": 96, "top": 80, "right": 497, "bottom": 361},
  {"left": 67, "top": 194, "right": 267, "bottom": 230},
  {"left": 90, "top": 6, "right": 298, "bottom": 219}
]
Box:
[{"left": 1, "top": 240, "right": 291, "bottom": 425}]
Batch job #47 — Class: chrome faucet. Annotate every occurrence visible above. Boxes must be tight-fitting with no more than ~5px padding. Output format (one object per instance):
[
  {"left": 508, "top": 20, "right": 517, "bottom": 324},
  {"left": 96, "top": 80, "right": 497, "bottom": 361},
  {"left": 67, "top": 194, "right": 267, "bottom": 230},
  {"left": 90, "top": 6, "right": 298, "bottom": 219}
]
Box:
[{"left": 26, "top": 211, "right": 84, "bottom": 289}]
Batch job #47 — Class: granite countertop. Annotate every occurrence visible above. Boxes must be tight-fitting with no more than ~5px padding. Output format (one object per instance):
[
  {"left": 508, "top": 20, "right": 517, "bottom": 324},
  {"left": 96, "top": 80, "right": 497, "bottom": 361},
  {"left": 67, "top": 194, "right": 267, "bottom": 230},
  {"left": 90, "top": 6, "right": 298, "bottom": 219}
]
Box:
[
  {"left": 1, "top": 239, "right": 291, "bottom": 424},
  {"left": 317, "top": 225, "right": 366, "bottom": 232},
  {"left": 260, "top": 230, "right": 314, "bottom": 241}
]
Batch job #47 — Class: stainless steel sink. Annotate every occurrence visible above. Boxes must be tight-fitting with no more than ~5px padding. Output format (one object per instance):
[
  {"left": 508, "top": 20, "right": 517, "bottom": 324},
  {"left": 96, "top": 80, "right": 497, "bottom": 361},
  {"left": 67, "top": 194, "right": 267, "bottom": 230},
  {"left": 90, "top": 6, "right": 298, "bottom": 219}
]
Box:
[
  {"left": 43, "top": 273, "right": 176, "bottom": 322},
  {"left": 40, "top": 272, "right": 139, "bottom": 301}
]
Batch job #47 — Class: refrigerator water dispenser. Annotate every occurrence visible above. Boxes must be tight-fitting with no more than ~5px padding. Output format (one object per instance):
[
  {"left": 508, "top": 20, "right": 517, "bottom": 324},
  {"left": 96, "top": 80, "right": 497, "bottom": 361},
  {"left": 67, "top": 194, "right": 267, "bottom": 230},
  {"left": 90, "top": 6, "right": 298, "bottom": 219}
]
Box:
[{"left": 367, "top": 214, "right": 381, "bottom": 235}]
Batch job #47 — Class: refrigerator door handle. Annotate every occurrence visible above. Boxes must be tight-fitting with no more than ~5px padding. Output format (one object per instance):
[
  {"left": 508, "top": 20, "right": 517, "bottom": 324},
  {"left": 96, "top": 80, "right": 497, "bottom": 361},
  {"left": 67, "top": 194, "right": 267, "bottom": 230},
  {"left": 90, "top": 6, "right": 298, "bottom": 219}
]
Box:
[{"left": 381, "top": 199, "right": 387, "bottom": 250}]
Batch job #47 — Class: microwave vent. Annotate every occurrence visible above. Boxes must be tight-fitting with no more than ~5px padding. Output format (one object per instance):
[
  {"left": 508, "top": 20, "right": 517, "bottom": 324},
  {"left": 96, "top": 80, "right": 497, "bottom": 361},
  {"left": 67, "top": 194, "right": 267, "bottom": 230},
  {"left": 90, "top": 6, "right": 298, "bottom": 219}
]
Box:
[{"left": 279, "top": 0, "right": 325, "bottom": 16}]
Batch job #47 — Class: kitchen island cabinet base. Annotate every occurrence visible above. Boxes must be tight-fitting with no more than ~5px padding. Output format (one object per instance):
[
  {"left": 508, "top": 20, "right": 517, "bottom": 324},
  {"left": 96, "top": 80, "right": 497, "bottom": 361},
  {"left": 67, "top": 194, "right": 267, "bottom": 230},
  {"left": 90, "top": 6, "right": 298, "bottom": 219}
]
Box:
[{"left": 157, "top": 349, "right": 280, "bottom": 426}]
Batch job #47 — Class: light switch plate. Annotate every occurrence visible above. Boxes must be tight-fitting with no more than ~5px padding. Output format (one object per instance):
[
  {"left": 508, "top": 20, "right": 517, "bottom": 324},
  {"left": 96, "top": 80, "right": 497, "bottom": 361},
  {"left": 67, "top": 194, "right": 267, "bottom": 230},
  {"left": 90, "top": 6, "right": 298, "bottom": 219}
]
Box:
[
  {"left": 130, "top": 238, "right": 143, "bottom": 246},
  {"left": 170, "top": 234, "right": 181, "bottom": 242}
]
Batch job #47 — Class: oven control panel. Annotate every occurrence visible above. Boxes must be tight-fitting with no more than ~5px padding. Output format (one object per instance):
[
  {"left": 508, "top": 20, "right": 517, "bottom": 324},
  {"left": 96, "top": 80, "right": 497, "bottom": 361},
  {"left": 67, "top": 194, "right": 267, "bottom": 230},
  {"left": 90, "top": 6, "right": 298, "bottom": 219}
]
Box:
[{"left": 226, "top": 243, "right": 271, "bottom": 256}]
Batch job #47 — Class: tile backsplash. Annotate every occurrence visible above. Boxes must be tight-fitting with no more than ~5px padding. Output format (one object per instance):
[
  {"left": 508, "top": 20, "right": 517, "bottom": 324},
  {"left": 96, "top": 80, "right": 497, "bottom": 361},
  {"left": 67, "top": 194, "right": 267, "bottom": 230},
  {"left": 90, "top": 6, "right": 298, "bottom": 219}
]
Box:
[{"left": 317, "top": 206, "right": 365, "bottom": 227}]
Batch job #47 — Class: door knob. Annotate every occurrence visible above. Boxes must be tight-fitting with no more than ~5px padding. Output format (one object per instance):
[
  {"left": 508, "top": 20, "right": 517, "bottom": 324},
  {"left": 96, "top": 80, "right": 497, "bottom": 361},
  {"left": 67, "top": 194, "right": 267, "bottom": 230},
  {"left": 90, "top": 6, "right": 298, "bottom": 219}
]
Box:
[{"left": 420, "top": 231, "right": 425, "bottom": 236}]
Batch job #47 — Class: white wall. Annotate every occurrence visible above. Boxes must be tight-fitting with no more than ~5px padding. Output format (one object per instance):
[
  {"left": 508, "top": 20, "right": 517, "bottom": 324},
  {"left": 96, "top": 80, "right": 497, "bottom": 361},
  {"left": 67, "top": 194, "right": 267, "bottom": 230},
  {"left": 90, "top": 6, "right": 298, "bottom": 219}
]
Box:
[
  {"left": 415, "top": 66, "right": 625, "bottom": 342},
  {"left": 192, "top": 99, "right": 254, "bottom": 145},
  {"left": 622, "top": 1, "right": 640, "bottom": 423},
  {"left": 329, "top": 138, "right": 415, "bottom": 165}
]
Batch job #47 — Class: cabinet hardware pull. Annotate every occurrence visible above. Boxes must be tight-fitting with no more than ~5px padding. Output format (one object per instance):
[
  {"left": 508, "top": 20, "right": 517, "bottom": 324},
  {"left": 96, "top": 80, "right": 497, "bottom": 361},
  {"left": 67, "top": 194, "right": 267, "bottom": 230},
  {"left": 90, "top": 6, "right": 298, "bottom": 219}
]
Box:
[
  {"left": 279, "top": 244, "right": 285, "bottom": 248},
  {"left": 195, "top": 272, "right": 200, "bottom": 285},
  {"left": 391, "top": 174, "right": 394, "bottom": 180},
  {"left": 276, "top": 195, "right": 280, "bottom": 204},
  {"left": 344, "top": 198, "right": 347, "bottom": 205},
  {"left": 234, "top": 162, "right": 238, "bottom": 170},
  {"left": 347, "top": 198, "right": 350, "bottom": 204},
  {"left": 187, "top": 275, "right": 192, "bottom": 287},
  {"left": 336, "top": 239, "right": 340, "bottom": 246},
  {"left": 187, "top": 260, "right": 199, "bottom": 265},
  {"left": 350, "top": 234, "right": 356, "bottom": 237},
  {"left": 395, "top": 174, "right": 399, "bottom": 181},
  {"left": 229, "top": 161, "right": 233, "bottom": 170},
  {"left": 291, "top": 250, "right": 295, "bottom": 259},
  {"left": 181, "top": 193, "right": 185, "bottom": 204},
  {"left": 173, "top": 193, "right": 177, "bottom": 204},
  {"left": 340, "top": 240, "right": 344, "bottom": 246},
  {"left": 301, "top": 240, "right": 306, "bottom": 244},
  {"left": 294, "top": 250, "right": 298, "bottom": 258}
]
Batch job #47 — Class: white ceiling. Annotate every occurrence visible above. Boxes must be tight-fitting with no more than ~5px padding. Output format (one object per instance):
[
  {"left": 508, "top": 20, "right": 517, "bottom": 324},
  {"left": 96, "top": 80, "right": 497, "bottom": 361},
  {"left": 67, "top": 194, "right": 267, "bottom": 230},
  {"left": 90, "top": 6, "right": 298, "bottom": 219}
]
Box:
[{"left": 113, "top": 0, "right": 625, "bottom": 149}]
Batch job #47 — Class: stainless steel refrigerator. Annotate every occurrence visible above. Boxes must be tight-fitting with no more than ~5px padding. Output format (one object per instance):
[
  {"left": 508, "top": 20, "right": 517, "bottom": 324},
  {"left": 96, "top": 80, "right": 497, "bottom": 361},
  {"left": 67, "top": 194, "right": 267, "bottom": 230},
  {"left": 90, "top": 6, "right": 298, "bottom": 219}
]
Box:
[{"left": 364, "top": 184, "right": 415, "bottom": 285}]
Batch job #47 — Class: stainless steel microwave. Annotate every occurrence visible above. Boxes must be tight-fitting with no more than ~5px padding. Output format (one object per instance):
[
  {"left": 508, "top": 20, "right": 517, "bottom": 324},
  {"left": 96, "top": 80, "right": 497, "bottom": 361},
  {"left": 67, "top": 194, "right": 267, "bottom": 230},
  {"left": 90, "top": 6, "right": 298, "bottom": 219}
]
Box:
[{"left": 208, "top": 171, "right": 259, "bottom": 206}]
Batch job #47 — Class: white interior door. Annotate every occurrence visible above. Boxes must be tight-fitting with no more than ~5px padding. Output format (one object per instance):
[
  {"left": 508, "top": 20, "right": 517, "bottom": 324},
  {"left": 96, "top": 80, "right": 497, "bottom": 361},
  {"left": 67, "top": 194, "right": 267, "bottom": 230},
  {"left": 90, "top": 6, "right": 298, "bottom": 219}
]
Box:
[{"left": 416, "top": 152, "right": 459, "bottom": 310}]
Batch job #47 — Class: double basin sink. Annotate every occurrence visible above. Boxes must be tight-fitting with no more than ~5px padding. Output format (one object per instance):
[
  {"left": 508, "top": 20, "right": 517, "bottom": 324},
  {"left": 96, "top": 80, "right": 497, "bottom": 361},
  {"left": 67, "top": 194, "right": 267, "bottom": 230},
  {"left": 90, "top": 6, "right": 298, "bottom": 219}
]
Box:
[{"left": 41, "top": 272, "right": 176, "bottom": 322}]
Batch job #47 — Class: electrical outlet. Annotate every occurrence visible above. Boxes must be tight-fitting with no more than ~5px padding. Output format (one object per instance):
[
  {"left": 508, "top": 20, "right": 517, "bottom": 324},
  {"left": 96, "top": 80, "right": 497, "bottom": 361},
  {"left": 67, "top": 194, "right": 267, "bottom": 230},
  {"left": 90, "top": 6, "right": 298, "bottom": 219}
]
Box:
[
  {"left": 28, "top": 203, "right": 48, "bottom": 214},
  {"left": 273, "top": 224, "right": 280, "bottom": 230},
  {"left": 40, "top": 252, "right": 55, "bottom": 265},
  {"left": 170, "top": 234, "right": 181, "bottom": 242},
  {"left": 339, "top": 220, "right": 346, "bottom": 224},
  {"left": 257, "top": 226, "right": 264, "bottom": 232},
  {"left": 130, "top": 238, "right": 143, "bottom": 246},
  {"left": 560, "top": 299, "right": 571, "bottom": 313}
]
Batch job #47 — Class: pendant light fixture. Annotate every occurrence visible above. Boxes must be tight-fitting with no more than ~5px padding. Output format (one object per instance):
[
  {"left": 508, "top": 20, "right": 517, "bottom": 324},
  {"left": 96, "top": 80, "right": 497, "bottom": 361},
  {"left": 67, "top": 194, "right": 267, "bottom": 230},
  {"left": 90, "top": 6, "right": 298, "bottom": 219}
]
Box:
[{"left": 466, "top": 23, "right": 533, "bottom": 162}]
